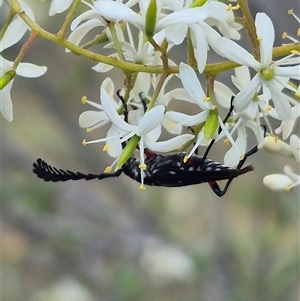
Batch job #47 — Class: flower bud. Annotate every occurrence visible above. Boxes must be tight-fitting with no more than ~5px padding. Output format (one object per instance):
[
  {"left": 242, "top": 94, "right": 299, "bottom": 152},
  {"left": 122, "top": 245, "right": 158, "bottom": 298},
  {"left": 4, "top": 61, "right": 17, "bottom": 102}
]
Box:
[
  {"left": 263, "top": 136, "right": 293, "bottom": 157},
  {"left": 204, "top": 109, "right": 218, "bottom": 141},
  {"left": 0, "top": 70, "right": 16, "bottom": 90},
  {"left": 263, "top": 174, "right": 293, "bottom": 191},
  {"left": 116, "top": 135, "right": 140, "bottom": 169},
  {"left": 190, "top": 0, "right": 207, "bottom": 8},
  {"left": 145, "top": 0, "right": 157, "bottom": 36}
]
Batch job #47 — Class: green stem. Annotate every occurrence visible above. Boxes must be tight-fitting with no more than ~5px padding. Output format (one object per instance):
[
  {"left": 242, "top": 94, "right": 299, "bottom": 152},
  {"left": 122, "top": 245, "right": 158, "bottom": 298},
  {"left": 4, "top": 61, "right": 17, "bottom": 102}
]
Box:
[
  {"left": 108, "top": 21, "right": 126, "bottom": 62},
  {"left": 57, "top": 0, "right": 82, "bottom": 38},
  {"left": 237, "top": 0, "right": 260, "bottom": 60}
]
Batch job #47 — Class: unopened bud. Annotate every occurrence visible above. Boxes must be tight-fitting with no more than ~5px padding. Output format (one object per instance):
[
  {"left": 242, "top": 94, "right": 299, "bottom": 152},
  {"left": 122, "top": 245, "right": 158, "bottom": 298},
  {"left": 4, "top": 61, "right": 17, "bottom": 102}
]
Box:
[
  {"left": 145, "top": 0, "right": 157, "bottom": 36},
  {"left": 263, "top": 136, "right": 293, "bottom": 157},
  {"left": 0, "top": 70, "right": 16, "bottom": 89},
  {"left": 116, "top": 135, "right": 140, "bottom": 169},
  {"left": 204, "top": 109, "right": 218, "bottom": 141}
]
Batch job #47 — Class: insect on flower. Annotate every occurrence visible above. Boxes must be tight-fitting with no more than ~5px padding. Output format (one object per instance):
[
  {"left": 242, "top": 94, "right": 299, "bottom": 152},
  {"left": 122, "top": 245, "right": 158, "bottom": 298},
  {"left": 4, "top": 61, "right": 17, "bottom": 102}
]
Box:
[{"left": 33, "top": 94, "right": 259, "bottom": 196}]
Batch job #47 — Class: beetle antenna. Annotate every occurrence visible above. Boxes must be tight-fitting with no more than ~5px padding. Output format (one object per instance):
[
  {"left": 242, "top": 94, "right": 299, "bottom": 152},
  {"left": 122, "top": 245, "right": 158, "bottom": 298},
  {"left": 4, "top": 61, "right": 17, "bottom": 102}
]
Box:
[{"left": 33, "top": 158, "right": 122, "bottom": 182}]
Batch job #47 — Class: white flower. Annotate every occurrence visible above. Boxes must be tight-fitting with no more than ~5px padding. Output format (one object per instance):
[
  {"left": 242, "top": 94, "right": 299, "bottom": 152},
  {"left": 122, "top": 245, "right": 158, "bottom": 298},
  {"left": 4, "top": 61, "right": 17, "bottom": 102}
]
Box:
[
  {"left": 263, "top": 166, "right": 299, "bottom": 191},
  {"left": 83, "top": 82, "right": 193, "bottom": 188},
  {"left": 264, "top": 134, "right": 299, "bottom": 159},
  {"left": 263, "top": 135, "right": 300, "bottom": 191},
  {"left": 79, "top": 78, "right": 117, "bottom": 131},
  {"left": 0, "top": 56, "right": 47, "bottom": 121},
  {"left": 216, "top": 13, "right": 300, "bottom": 121},
  {"left": 166, "top": 62, "right": 214, "bottom": 159},
  {"left": 94, "top": 0, "right": 228, "bottom": 72},
  {"left": 214, "top": 69, "right": 266, "bottom": 166}
]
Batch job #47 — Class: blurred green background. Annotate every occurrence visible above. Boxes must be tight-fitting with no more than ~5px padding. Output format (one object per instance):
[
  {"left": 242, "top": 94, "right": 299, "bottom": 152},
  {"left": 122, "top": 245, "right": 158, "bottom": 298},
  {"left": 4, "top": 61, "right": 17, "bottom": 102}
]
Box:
[{"left": 2, "top": 1, "right": 299, "bottom": 300}]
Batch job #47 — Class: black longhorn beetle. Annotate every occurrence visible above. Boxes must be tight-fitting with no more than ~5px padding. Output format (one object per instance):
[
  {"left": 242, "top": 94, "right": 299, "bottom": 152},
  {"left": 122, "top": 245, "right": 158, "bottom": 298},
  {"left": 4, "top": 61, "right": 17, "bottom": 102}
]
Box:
[{"left": 33, "top": 93, "right": 259, "bottom": 197}]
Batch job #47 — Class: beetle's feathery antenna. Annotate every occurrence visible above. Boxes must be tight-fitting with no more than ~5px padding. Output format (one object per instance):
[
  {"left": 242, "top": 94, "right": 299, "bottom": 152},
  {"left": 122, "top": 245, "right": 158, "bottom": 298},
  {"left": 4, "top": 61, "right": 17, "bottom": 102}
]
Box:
[{"left": 33, "top": 158, "right": 122, "bottom": 182}]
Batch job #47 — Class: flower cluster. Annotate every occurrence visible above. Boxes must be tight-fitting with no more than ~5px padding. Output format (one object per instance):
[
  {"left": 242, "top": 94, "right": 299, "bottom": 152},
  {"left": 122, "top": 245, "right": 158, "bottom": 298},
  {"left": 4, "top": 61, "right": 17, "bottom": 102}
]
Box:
[{"left": 1, "top": 0, "right": 299, "bottom": 192}]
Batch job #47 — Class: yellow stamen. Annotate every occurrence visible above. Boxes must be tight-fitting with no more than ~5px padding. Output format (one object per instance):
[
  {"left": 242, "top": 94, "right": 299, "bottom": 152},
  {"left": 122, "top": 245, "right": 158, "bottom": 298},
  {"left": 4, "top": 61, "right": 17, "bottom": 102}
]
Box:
[
  {"left": 282, "top": 32, "right": 288, "bottom": 39},
  {"left": 204, "top": 96, "right": 210, "bottom": 102},
  {"left": 223, "top": 138, "right": 229, "bottom": 145},
  {"left": 269, "top": 134, "right": 278, "bottom": 142},
  {"left": 82, "top": 139, "right": 87, "bottom": 146},
  {"left": 139, "top": 163, "right": 147, "bottom": 170},
  {"left": 288, "top": 9, "right": 293, "bottom": 14},
  {"left": 232, "top": 4, "right": 240, "bottom": 10},
  {"left": 139, "top": 184, "right": 146, "bottom": 190},
  {"left": 226, "top": 4, "right": 232, "bottom": 11},
  {"left": 104, "top": 166, "right": 112, "bottom": 173},
  {"left": 183, "top": 155, "right": 189, "bottom": 163},
  {"left": 257, "top": 37, "right": 263, "bottom": 42},
  {"left": 264, "top": 105, "right": 272, "bottom": 112},
  {"left": 297, "top": 28, "right": 300, "bottom": 36},
  {"left": 81, "top": 96, "right": 87, "bottom": 104},
  {"left": 240, "top": 153, "right": 245, "bottom": 160},
  {"left": 103, "top": 145, "right": 110, "bottom": 151},
  {"left": 86, "top": 128, "right": 91, "bottom": 133},
  {"left": 291, "top": 50, "right": 299, "bottom": 54}
]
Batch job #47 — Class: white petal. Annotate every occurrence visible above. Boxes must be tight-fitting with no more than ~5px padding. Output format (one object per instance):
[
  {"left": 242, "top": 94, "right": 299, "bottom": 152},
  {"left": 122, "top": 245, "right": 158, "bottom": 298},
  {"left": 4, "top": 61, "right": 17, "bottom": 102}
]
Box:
[
  {"left": 146, "top": 134, "right": 194, "bottom": 152},
  {"left": 136, "top": 105, "right": 165, "bottom": 136},
  {"left": 265, "top": 80, "right": 292, "bottom": 121},
  {"left": 164, "top": 24, "right": 187, "bottom": 45},
  {"left": 156, "top": 7, "right": 210, "bottom": 32},
  {"left": 232, "top": 66, "right": 251, "bottom": 90},
  {"left": 94, "top": 1, "right": 143, "bottom": 31},
  {"left": 163, "top": 88, "right": 194, "bottom": 105},
  {"left": 0, "top": 80, "right": 13, "bottom": 122},
  {"left": 161, "top": 115, "right": 182, "bottom": 134},
  {"left": 263, "top": 174, "right": 293, "bottom": 191},
  {"left": 1, "top": 0, "right": 35, "bottom": 50},
  {"left": 255, "top": 13, "right": 274, "bottom": 67},
  {"left": 67, "top": 19, "right": 104, "bottom": 51},
  {"left": 0, "top": 56, "right": 13, "bottom": 73},
  {"left": 190, "top": 24, "right": 207, "bottom": 73},
  {"left": 166, "top": 110, "right": 209, "bottom": 126},
  {"left": 106, "top": 125, "right": 123, "bottom": 158},
  {"left": 243, "top": 120, "right": 265, "bottom": 148},
  {"left": 290, "top": 135, "right": 300, "bottom": 161},
  {"left": 233, "top": 74, "right": 261, "bottom": 112},
  {"left": 70, "top": 10, "right": 104, "bottom": 30},
  {"left": 0, "top": 17, "right": 28, "bottom": 51},
  {"left": 283, "top": 166, "right": 299, "bottom": 182},
  {"left": 92, "top": 62, "right": 114, "bottom": 73},
  {"left": 79, "top": 111, "right": 108, "bottom": 128},
  {"left": 274, "top": 66, "right": 300, "bottom": 80},
  {"left": 216, "top": 37, "right": 261, "bottom": 70},
  {"left": 16, "top": 63, "right": 47, "bottom": 78},
  {"left": 101, "top": 89, "right": 135, "bottom": 132},
  {"left": 280, "top": 119, "right": 297, "bottom": 140},
  {"left": 101, "top": 77, "right": 115, "bottom": 98},
  {"left": 49, "top": 0, "right": 73, "bottom": 16},
  {"left": 214, "top": 81, "right": 233, "bottom": 109},
  {"left": 179, "top": 63, "right": 212, "bottom": 110},
  {"left": 224, "top": 127, "right": 247, "bottom": 167}
]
